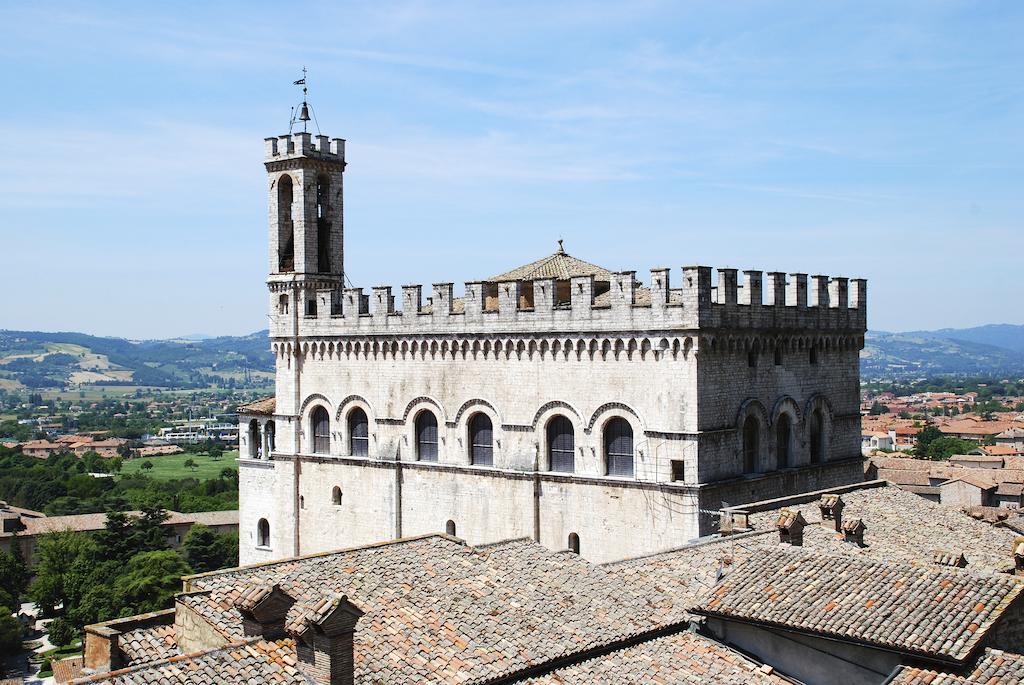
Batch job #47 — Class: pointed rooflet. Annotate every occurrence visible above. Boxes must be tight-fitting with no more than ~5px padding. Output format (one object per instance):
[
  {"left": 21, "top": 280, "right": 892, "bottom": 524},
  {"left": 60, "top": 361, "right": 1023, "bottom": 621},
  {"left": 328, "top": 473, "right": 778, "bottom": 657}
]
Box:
[{"left": 487, "top": 243, "right": 615, "bottom": 283}]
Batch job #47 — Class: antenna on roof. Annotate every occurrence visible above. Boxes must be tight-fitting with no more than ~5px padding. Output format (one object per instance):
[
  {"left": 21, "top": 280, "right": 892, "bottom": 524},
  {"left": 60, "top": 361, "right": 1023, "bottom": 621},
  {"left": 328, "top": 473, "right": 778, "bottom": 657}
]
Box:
[{"left": 288, "top": 67, "right": 321, "bottom": 135}]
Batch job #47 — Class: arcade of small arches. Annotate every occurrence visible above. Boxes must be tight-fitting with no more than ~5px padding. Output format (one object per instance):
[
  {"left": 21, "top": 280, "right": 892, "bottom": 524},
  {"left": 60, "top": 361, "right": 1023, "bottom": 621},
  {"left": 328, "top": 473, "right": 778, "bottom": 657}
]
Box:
[
  {"left": 735, "top": 394, "right": 835, "bottom": 476},
  {"left": 243, "top": 418, "right": 276, "bottom": 460},
  {"left": 269, "top": 332, "right": 861, "bottom": 368}
]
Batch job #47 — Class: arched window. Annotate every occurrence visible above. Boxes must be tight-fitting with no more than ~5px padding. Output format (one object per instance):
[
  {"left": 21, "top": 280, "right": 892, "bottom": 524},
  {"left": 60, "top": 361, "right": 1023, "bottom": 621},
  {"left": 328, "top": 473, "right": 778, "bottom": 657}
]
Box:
[
  {"left": 546, "top": 416, "right": 575, "bottom": 473},
  {"left": 774, "top": 346, "right": 783, "bottom": 366},
  {"left": 348, "top": 408, "right": 369, "bottom": 457},
  {"left": 445, "top": 520, "right": 456, "bottom": 536},
  {"left": 604, "top": 418, "right": 634, "bottom": 477},
  {"left": 316, "top": 174, "right": 331, "bottom": 273},
  {"left": 257, "top": 518, "right": 270, "bottom": 548},
  {"left": 277, "top": 175, "right": 294, "bottom": 272},
  {"left": 776, "top": 415, "right": 791, "bottom": 469},
  {"left": 469, "top": 413, "right": 493, "bottom": 466},
  {"left": 743, "top": 416, "right": 759, "bottom": 473},
  {"left": 332, "top": 486, "right": 342, "bottom": 505},
  {"left": 278, "top": 294, "right": 289, "bottom": 314},
  {"left": 568, "top": 532, "right": 580, "bottom": 555},
  {"left": 415, "top": 411, "right": 438, "bottom": 462},
  {"left": 809, "top": 409, "right": 825, "bottom": 464},
  {"left": 311, "top": 406, "right": 330, "bottom": 455},
  {"left": 247, "top": 419, "right": 260, "bottom": 459},
  {"left": 809, "top": 345, "right": 819, "bottom": 365},
  {"left": 265, "top": 420, "right": 275, "bottom": 454},
  {"left": 747, "top": 345, "right": 758, "bottom": 368}
]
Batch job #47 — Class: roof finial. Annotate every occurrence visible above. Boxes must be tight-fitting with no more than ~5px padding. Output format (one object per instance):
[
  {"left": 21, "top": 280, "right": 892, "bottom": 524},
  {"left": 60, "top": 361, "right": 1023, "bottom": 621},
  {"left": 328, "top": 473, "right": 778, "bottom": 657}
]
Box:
[{"left": 556, "top": 239, "right": 565, "bottom": 255}]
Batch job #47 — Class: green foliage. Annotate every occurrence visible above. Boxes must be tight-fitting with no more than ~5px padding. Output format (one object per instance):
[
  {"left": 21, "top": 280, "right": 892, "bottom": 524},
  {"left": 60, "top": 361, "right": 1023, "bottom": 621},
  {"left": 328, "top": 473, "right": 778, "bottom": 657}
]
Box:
[
  {"left": 0, "top": 609, "right": 22, "bottom": 655},
  {"left": 183, "top": 458, "right": 197, "bottom": 472},
  {"left": 141, "top": 460, "right": 153, "bottom": 471},
  {"left": 182, "top": 524, "right": 238, "bottom": 573},
  {"left": 0, "top": 547, "right": 29, "bottom": 607},
  {"left": 914, "top": 426, "right": 944, "bottom": 452},
  {"left": 47, "top": 616, "right": 76, "bottom": 648},
  {"left": 117, "top": 551, "right": 192, "bottom": 612},
  {"left": 868, "top": 401, "right": 890, "bottom": 415},
  {"left": 920, "top": 437, "right": 976, "bottom": 461},
  {"left": 0, "top": 446, "right": 237, "bottom": 515}
]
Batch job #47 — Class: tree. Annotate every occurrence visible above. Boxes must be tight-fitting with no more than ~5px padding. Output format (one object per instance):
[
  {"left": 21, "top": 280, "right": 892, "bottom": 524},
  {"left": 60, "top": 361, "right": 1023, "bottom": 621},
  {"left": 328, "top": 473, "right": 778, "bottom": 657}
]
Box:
[
  {"left": 0, "top": 547, "right": 29, "bottom": 608},
  {"left": 868, "top": 401, "right": 890, "bottom": 415},
  {"left": 184, "top": 458, "right": 197, "bottom": 473},
  {"left": 922, "top": 437, "right": 976, "bottom": 461},
  {"left": 0, "top": 610, "right": 21, "bottom": 655},
  {"left": 209, "top": 445, "right": 224, "bottom": 461},
  {"left": 47, "top": 616, "right": 76, "bottom": 647},
  {"left": 141, "top": 460, "right": 154, "bottom": 472},
  {"left": 116, "top": 551, "right": 192, "bottom": 613},
  {"left": 29, "top": 531, "right": 98, "bottom": 615},
  {"left": 914, "top": 426, "right": 944, "bottom": 454},
  {"left": 182, "top": 524, "right": 237, "bottom": 573},
  {"left": 109, "top": 456, "right": 124, "bottom": 473}
]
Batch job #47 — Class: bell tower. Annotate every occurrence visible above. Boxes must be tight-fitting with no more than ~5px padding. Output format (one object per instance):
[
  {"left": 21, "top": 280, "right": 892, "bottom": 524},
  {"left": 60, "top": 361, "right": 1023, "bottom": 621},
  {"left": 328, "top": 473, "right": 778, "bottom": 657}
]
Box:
[{"left": 265, "top": 132, "right": 346, "bottom": 309}]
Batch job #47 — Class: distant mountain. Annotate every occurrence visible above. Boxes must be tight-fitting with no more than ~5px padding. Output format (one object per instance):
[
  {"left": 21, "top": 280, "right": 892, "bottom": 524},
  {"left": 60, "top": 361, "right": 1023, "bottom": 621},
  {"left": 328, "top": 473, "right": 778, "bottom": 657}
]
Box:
[
  {"left": 862, "top": 324, "right": 1024, "bottom": 378},
  {"left": 0, "top": 329, "right": 273, "bottom": 390},
  {"left": 900, "top": 324, "right": 1024, "bottom": 354}
]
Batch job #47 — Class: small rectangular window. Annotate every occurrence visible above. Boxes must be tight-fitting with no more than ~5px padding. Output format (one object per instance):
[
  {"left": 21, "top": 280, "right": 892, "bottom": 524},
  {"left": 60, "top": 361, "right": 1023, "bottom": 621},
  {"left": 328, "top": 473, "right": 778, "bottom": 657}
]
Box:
[
  {"left": 671, "top": 460, "right": 686, "bottom": 482},
  {"left": 306, "top": 299, "right": 318, "bottom": 317}
]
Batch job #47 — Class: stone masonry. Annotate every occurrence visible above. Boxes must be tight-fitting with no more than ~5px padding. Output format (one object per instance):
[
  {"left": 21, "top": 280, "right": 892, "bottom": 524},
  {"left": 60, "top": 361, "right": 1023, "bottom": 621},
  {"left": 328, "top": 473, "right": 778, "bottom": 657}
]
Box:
[{"left": 238, "top": 129, "right": 867, "bottom": 565}]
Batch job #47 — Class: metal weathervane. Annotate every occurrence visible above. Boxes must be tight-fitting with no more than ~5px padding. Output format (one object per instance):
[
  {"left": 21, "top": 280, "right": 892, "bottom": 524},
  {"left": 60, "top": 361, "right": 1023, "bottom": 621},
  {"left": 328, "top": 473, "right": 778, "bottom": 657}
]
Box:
[{"left": 289, "top": 67, "right": 320, "bottom": 134}]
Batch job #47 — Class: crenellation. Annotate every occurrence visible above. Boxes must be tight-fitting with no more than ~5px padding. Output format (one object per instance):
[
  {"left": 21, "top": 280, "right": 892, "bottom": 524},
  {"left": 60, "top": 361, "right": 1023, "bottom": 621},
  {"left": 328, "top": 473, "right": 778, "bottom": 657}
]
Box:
[
  {"left": 401, "top": 285, "right": 422, "bottom": 316},
  {"left": 533, "top": 277, "right": 556, "bottom": 314},
  {"left": 740, "top": 270, "right": 763, "bottom": 307},
  {"left": 810, "top": 274, "right": 830, "bottom": 308},
  {"left": 829, "top": 277, "right": 849, "bottom": 309},
  {"left": 649, "top": 268, "right": 670, "bottom": 313},
  {"left": 611, "top": 271, "right": 636, "bottom": 308},
  {"left": 264, "top": 133, "right": 346, "bottom": 162},
  {"left": 372, "top": 286, "right": 394, "bottom": 317},
  {"left": 850, "top": 278, "right": 867, "bottom": 310},
  {"left": 766, "top": 272, "right": 786, "bottom": 306},
  {"left": 788, "top": 273, "right": 808, "bottom": 309},
  {"left": 432, "top": 283, "right": 454, "bottom": 318},
  {"left": 717, "top": 268, "right": 739, "bottom": 306}
]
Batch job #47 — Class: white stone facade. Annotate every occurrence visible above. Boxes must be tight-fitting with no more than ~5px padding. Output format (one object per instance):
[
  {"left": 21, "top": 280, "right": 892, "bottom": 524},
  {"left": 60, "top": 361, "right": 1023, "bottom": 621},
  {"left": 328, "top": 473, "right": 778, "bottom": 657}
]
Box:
[{"left": 239, "top": 131, "right": 868, "bottom": 565}]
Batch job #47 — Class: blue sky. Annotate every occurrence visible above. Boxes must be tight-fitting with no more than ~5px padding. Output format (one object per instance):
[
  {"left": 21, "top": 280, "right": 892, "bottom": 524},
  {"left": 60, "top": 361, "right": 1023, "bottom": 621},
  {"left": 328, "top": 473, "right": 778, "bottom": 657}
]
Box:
[{"left": 1, "top": 1, "right": 1021, "bottom": 338}]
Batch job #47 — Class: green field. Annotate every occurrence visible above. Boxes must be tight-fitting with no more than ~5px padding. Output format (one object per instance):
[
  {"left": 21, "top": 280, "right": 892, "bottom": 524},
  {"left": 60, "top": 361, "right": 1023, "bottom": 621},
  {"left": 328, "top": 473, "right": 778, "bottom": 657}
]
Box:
[{"left": 120, "top": 450, "right": 239, "bottom": 481}]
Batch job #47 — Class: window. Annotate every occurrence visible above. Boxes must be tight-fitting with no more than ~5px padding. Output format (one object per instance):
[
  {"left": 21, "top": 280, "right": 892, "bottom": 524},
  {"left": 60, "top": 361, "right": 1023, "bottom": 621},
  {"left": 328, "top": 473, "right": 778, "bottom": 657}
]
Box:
[
  {"left": 332, "top": 486, "right": 342, "bottom": 505},
  {"left": 265, "top": 421, "right": 275, "bottom": 454},
  {"left": 809, "top": 409, "right": 825, "bottom": 464},
  {"left": 776, "top": 415, "right": 792, "bottom": 469},
  {"left": 257, "top": 518, "right": 270, "bottom": 548},
  {"left": 278, "top": 294, "right": 289, "bottom": 314},
  {"left": 316, "top": 174, "right": 331, "bottom": 273},
  {"left": 248, "top": 419, "right": 260, "bottom": 459},
  {"left": 742, "top": 416, "right": 759, "bottom": 473},
  {"left": 469, "top": 413, "right": 493, "bottom": 466},
  {"left": 774, "top": 347, "right": 783, "bottom": 366},
  {"left": 809, "top": 346, "right": 819, "bottom": 365},
  {"left": 546, "top": 416, "right": 575, "bottom": 473},
  {"left": 277, "top": 175, "right": 294, "bottom": 272},
  {"left": 747, "top": 347, "right": 757, "bottom": 368},
  {"left": 604, "top": 418, "right": 634, "bottom": 477},
  {"left": 416, "top": 411, "right": 438, "bottom": 462},
  {"left": 445, "top": 520, "right": 456, "bottom": 536},
  {"left": 671, "top": 460, "right": 686, "bottom": 482},
  {"left": 306, "top": 299, "right": 318, "bottom": 317},
  {"left": 311, "top": 406, "right": 330, "bottom": 454},
  {"left": 568, "top": 532, "right": 580, "bottom": 555},
  {"left": 348, "top": 408, "right": 369, "bottom": 457}
]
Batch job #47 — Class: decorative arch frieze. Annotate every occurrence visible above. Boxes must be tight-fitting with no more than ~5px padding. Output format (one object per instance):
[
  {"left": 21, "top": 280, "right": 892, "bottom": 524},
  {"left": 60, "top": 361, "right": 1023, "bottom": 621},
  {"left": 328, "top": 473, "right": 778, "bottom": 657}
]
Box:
[
  {"left": 585, "top": 402, "right": 643, "bottom": 434},
  {"left": 451, "top": 398, "right": 500, "bottom": 427},
  {"left": 299, "top": 393, "right": 332, "bottom": 415},
  {"left": 530, "top": 400, "right": 583, "bottom": 429}
]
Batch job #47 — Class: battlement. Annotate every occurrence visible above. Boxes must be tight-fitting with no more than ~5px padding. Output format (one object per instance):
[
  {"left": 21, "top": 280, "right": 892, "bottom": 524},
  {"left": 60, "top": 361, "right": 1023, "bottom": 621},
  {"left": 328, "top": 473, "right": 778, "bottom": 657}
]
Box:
[
  {"left": 264, "top": 132, "right": 345, "bottom": 162},
  {"left": 271, "top": 266, "right": 867, "bottom": 339}
]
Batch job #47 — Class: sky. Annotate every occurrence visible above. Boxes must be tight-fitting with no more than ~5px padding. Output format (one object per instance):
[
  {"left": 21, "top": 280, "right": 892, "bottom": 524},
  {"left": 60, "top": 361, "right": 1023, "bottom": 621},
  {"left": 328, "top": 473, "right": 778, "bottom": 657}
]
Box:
[{"left": 0, "top": 1, "right": 1021, "bottom": 338}]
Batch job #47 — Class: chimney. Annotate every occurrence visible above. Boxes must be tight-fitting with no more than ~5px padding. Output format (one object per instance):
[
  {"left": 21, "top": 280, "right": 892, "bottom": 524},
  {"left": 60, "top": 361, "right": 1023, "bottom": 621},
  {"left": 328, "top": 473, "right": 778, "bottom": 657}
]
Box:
[
  {"left": 234, "top": 584, "right": 296, "bottom": 639},
  {"left": 1014, "top": 539, "right": 1024, "bottom": 575},
  {"left": 776, "top": 509, "right": 806, "bottom": 546},
  {"left": 932, "top": 549, "right": 968, "bottom": 569},
  {"left": 288, "top": 594, "right": 365, "bottom": 685},
  {"left": 841, "top": 518, "right": 866, "bottom": 546},
  {"left": 719, "top": 510, "right": 750, "bottom": 536},
  {"left": 818, "top": 494, "right": 844, "bottom": 532}
]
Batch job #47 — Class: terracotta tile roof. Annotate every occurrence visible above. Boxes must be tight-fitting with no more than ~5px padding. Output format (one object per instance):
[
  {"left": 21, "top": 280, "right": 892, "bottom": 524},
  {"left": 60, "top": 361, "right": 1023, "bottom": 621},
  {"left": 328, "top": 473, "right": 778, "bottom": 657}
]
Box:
[
  {"left": 519, "top": 630, "right": 792, "bottom": 684},
  {"left": 52, "top": 655, "right": 84, "bottom": 683},
  {"left": 117, "top": 623, "right": 181, "bottom": 664},
  {"left": 238, "top": 397, "right": 275, "bottom": 416},
  {"left": 488, "top": 246, "right": 615, "bottom": 282},
  {"left": 940, "top": 474, "right": 997, "bottom": 491},
  {"left": 692, "top": 548, "right": 1024, "bottom": 662},
  {"left": 890, "top": 648, "right": 1024, "bottom": 684},
  {"left": 876, "top": 468, "right": 932, "bottom": 486},
  {"left": 742, "top": 483, "right": 1020, "bottom": 575},
  {"left": 179, "top": 535, "right": 687, "bottom": 684},
  {"left": 72, "top": 638, "right": 301, "bottom": 684}
]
